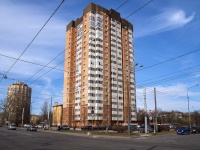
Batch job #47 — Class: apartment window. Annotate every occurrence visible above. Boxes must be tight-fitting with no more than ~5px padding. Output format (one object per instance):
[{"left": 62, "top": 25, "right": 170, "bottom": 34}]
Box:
[{"left": 105, "top": 64, "right": 108, "bottom": 68}]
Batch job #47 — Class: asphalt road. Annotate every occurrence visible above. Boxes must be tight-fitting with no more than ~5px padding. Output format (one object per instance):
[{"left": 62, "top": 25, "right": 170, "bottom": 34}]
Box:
[{"left": 0, "top": 127, "right": 200, "bottom": 150}]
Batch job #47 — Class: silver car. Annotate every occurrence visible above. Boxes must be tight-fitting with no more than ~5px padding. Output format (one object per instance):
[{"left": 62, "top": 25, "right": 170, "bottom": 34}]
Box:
[
  {"left": 27, "top": 126, "right": 37, "bottom": 131},
  {"left": 8, "top": 124, "right": 16, "bottom": 130}
]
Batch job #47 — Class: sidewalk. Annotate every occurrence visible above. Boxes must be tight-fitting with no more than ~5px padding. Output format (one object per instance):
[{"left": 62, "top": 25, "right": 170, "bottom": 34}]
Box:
[{"left": 42, "top": 128, "right": 170, "bottom": 139}]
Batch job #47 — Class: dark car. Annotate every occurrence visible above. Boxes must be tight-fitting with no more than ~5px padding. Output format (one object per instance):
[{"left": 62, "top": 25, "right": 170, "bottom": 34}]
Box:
[
  {"left": 138, "top": 125, "right": 154, "bottom": 133},
  {"left": 27, "top": 126, "right": 37, "bottom": 131},
  {"left": 130, "top": 125, "right": 139, "bottom": 131},
  {"left": 61, "top": 125, "right": 70, "bottom": 130},
  {"left": 190, "top": 126, "right": 200, "bottom": 134},
  {"left": 160, "top": 124, "right": 170, "bottom": 131},
  {"left": 177, "top": 126, "right": 190, "bottom": 135},
  {"left": 81, "top": 126, "right": 92, "bottom": 131},
  {"left": 149, "top": 125, "right": 162, "bottom": 132}
]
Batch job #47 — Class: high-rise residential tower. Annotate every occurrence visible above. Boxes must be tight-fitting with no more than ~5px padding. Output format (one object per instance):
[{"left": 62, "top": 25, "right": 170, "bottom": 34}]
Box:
[
  {"left": 63, "top": 3, "right": 136, "bottom": 127},
  {"left": 6, "top": 82, "right": 31, "bottom": 125}
]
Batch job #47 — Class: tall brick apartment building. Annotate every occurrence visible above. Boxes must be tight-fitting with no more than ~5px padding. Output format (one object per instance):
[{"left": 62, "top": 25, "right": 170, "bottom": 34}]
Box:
[
  {"left": 63, "top": 3, "right": 136, "bottom": 127},
  {"left": 6, "top": 82, "right": 31, "bottom": 125}
]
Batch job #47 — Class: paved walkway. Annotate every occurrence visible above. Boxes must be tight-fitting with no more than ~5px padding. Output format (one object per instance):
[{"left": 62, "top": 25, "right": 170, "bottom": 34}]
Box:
[{"left": 41, "top": 128, "right": 164, "bottom": 139}]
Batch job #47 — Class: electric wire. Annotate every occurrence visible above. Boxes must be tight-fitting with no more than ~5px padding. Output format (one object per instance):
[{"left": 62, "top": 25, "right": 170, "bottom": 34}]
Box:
[
  {"left": 0, "top": 0, "right": 155, "bottom": 85},
  {"left": 24, "top": 0, "right": 154, "bottom": 86},
  {"left": 136, "top": 48, "right": 200, "bottom": 72},
  {"left": 0, "top": 53, "right": 64, "bottom": 72},
  {"left": 136, "top": 64, "right": 200, "bottom": 84},
  {"left": 0, "top": 0, "right": 65, "bottom": 83},
  {"left": 1, "top": 65, "right": 199, "bottom": 100},
  {"left": 23, "top": 0, "right": 133, "bottom": 83}
]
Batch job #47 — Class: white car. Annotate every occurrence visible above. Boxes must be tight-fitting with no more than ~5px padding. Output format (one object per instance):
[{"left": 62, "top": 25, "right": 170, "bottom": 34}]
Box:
[
  {"left": 37, "top": 124, "right": 44, "bottom": 129},
  {"left": 24, "top": 124, "right": 31, "bottom": 128},
  {"left": 8, "top": 124, "right": 16, "bottom": 130}
]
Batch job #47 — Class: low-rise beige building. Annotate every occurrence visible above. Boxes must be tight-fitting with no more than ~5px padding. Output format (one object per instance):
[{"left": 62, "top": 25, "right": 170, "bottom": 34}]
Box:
[
  {"left": 30, "top": 115, "right": 40, "bottom": 125},
  {"left": 52, "top": 103, "right": 63, "bottom": 126}
]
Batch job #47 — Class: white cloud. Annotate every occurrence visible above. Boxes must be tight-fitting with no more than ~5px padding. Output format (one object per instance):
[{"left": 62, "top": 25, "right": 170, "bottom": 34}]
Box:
[
  {"left": 0, "top": 1, "right": 66, "bottom": 81},
  {"left": 135, "top": 8, "right": 195, "bottom": 37}
]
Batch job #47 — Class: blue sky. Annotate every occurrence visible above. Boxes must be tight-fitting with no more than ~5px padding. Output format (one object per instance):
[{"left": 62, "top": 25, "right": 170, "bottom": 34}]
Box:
[{"left": 0, "top": 0, "right": 200, "bottom": 115}]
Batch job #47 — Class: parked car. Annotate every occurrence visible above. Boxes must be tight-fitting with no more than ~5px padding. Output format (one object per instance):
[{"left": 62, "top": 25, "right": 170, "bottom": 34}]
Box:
[
  {"left": 177, "top": 126, "right": 190, "bottom": 135},
  {"left": 24, "top": 124, "right": 31, "bottom": 128},
  {"left": 36, "top": 124, "right": 44, "bottom": 129},
  {"left": 81, "top": 126, "right": 92, "bottom": 131},
  {"left": 27, "top": 126, "right": 37, "bottom": 131},
  {"left": 61, "top": 125, "right": 70, "bottom": 130},
  {"left": 138, "top": 125, "right": 154, "bottom": 133},
  {"left": 43, "top": 124, "right": 50, "bottom": 130},
  {"left": 130, "top": 125, "right": 139, "bottom": 131},
  {"left": 149, "top": 125, "right": 162, "bottom": 132},
  {"left": 8, "top": 124, "right": 16, "bottom": 130},
  {"left": 112, "top": 125, "right": 127, "bottom": 133},
  {"left": 160, "top": 124, "right": 170, "bottom": 131},
  {"left": 190, "top": 126, "right": 200, "bottom": 134}
]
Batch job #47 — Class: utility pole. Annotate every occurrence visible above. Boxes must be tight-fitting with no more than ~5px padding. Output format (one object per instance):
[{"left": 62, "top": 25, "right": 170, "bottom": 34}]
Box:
[
  {"left": 154, "top": 87, "right": 157, "bottom": 133},
  {"left": 106, "top": 89, "right": 109, "bottom": 133},
  {"left": 49, "top": 97, "right": 52, "bottom": 128},
  {"left": 144, "top": 87, "right": 147, "bottom": 133},
  {"left": 127, "top": 81, "right": 131, "bottom": 135},
  {"left": 21, "top": 107, "right": 24, "bottom": 127}
]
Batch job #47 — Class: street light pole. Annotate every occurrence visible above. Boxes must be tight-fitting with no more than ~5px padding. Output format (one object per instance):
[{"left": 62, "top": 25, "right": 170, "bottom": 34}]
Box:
[
  {"left": 127, "top": 81, "right": 131, "bottom": 135},
  {"left": 21, "top": 107, "right": 24, "bottom": 127},
  {"left": 106, "top": 88, "right": 109, "bottom": 133},
  {"left": 144, "top": 87, "right": 147, "bottom": 133},
  {"left": 187, "top": 84, "right": 199, "bottom": 129}
]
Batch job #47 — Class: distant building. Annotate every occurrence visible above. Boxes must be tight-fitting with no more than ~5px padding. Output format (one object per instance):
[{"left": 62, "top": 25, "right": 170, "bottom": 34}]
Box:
[
  {"left": 52, "top": 102, "right": 63, "bottom": 126},
  {"left": 6, "top": 82, "right": 31, "bottom": 125},
  {"left": 30, "top": 114, "right": 40, "bottom": 125},
  {"left": 63, "top": 3, "right": 136, "bottom": 127}
]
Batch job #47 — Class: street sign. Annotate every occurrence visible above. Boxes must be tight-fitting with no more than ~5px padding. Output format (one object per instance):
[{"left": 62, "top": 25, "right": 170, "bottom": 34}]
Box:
[
  {"left": 91, "top": 109, "right": 94, "bottom": 114},
  {"left": 149, "top": 111, "right": 153, "bottom": 116}
]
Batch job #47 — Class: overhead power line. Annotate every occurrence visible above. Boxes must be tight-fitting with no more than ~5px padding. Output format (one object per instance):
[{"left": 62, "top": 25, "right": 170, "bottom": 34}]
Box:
[
  {"left": 23, "top": 0, "right": 132, "bottom": 83},
  {"left": 0, "top": 0, "right": 65, "bottom": 83},
  {"left": 115, "top": 0, "right": 130, "bottom": 10},
  {"left": 136, "top": 48, "right": 200, "bottom": 72},
  {"left": 136, "top": 64, "right": 200, "bottom": 84},
  {"left": 0, "top": 0, "right": 155, "bottom": 101},
  {"left": 125, "top": 0, "right": 154, "bottom": 19},
  {"left": 0, "top": 53, "right": 64, "bottom": 72},
  {"left": 24, "top": 0, "right": 154, "bottom": 85}
]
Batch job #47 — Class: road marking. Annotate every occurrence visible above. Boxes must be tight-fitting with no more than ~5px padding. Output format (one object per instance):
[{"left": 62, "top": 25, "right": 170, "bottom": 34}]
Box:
[
  {"left": 135, "top": 137, "right": 150, "bottom": 140},
  {"left": 0, "top": 132, "right": 7, "bottom": 135},
  {"left": 1, "top": 129, "right": 32, "bottom": 136},
  {"left": 164, "top": 139, "right": 176, "bottom": 143}
]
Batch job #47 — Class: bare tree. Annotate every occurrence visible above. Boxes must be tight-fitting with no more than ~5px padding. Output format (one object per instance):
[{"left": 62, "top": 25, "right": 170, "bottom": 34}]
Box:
[
  {"left": 0, "top": 98, "right": 7, "bottom": 125},
  {"left": 40, "top": 101, "right": 48, "bottom": 122}
]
